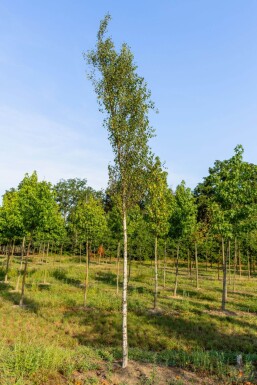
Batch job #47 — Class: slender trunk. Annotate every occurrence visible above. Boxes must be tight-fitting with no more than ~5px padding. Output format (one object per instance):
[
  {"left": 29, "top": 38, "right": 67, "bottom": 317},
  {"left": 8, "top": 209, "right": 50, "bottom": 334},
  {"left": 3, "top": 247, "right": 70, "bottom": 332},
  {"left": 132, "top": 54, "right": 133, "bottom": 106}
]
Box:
[
  {"left": 173, "top": 244, "right": 179, "bottom": 297},
  {"left": 154, "top": 236, "right": 158, "bottom": 309},
  {"left": 42, "top": 242, "right": 45, "bottom": 263},
  {"left": 46, "top": 241, "right": 50, "bottom": 261},
  {"left": 238, "top": 245, "right": 242, "bottom": 279},
  {"left": 228, "top": 240, "right": 231, "bottom": 285},
  {"left": 15, "top": 237, "right": 25, "bottom": 291},
  {"left": 163, "top": 241, "right": 167, "bottom": 288},
  {"left": 195, "top": 242, "right": 199, "bottom": 289},
  {"left": 83, "top": 239, "right": 89, "bottom": 307},
  {"left": 189, "top": 251, "right": 192, "bottom": 279},
  {"left": 116, "top": 241, "right": 120, "bottom": 295},
  {"left": 4, "top": 243, "right": 11, "bottom": 283},
  {"left": 247, "top": 251, "right": 251, "bottom": 279},
  {"left": 19, "top": 240, "right": 31, "bottom": 307},
  {"left": 122, "top": 199, "right": 128, "bottom": 369},
  {"left": 233, "top": 238, "right": 237, "bottom": 293},
  {"left": 205, "top": 251, "right": 208, "bottom": 272},
  {"left": 250, "top": 253, "right": 253, "bottom": 277},
  {"left": 218, "top": 253, "right": 220, "bottom": 281},
  {"left": 187, "top": 249, "right": 190, "bottom": 276},
  {"left": 221, "top": 237, "right": 227, "bottom": 311},
  {"left": 79, "top": 243, "right": 82, "bottom": 264}
]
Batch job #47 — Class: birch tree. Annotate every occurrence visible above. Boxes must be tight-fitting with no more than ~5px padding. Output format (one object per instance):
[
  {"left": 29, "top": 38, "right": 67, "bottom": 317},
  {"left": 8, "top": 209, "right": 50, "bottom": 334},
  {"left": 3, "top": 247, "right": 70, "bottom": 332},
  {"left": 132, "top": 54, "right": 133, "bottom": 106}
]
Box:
[{"left": 86, "top": 14, "right": 155, "bottom": 368}]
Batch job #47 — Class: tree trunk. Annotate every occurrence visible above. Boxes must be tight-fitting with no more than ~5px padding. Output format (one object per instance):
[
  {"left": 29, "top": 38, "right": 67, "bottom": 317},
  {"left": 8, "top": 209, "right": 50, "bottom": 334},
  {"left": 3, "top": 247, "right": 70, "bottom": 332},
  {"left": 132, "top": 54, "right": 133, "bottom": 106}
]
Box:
[
  {"left": 79, "top": 243, "right": 82, "bottom": 264},
  {"left": 238, "top": 245, "right": 242, "bottom": 279},
  {"left": 173, "top": 244, "right": 179, "bottom": 297},
  {"left": 83, "top": 239, "right": 89, "bottom": 307},
  {"left": 218, "top": 254, "right": 220, "bottom": 281},
  {"left": 19, "top": 240, "right": 31, "bottom": 307},
  {"left": 4, "top": 243, "right": 11, "bottom": 283},
  {"left": 154, "top": 236, "right": 158, "bottom": 309},
  {"left": 195, "top": 242, "right": 199, "bottom": 289},
  {"left": 233, "top": 238, "right": 237, "bottom": 293},
  {"left": 221, "top": 237, "right": 227, "bottom": 311},
  {"left": 46, "top": 241, "right": 50, "bottom": 261},
  {"left": 116, "top": 241, "right": 120, "bottom": 295},
  {"left": 15, "top": 237, "right": 25, "bottom": 291},
  {"left": 247, "top": 250, "right": 250, "bottom": 279},
  {"left": 228, "top": 240, "right": 231, "bottom": 285},
  {"left": 122, "top": 199, "right": 128, "bottom": 369},
  {"left": 189, "top": 251, "right": 192, "bottom": 279},
  {"left": 163, "top": 241, "right": 167, "bottom": 288}
]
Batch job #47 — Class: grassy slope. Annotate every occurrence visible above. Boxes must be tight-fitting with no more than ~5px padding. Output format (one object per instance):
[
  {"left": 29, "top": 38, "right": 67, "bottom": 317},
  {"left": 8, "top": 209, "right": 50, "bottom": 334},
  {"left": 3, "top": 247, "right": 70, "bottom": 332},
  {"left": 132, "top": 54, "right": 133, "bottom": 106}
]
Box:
[{"left": 0, "top": 254, "right": 256, "bottom": 384}]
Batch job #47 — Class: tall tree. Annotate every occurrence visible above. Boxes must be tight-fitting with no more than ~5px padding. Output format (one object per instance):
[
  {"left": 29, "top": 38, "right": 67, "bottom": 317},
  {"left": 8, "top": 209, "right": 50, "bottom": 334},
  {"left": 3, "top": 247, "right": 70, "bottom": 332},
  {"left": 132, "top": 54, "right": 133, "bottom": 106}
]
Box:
[
  {"left": 0, "top": 189, "right": 23, "bottom": 282},
  {"left": 72, "top": 195, "right": 107, "bottom": 306},
  {"left": 18, "top": 172, "right": 64, "bottom": 306},
  {"left": 146, "top": 157, "right": 171, "bottom": 309},
  {"left": 86, "top": 14, "right": 155, "bottom": 368},
  {"left": 170, "top": 181, "right": 197, "bottom": 297},
  {"left": 196, "top": 145, "right": 257, "bottom": 309}
]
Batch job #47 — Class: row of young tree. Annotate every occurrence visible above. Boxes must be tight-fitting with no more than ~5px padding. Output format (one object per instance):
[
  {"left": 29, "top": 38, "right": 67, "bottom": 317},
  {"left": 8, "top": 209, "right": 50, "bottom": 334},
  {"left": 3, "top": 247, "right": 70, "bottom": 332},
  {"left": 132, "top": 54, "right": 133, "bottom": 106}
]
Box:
[{"left": 1, "top": 145, "right": 257, "bottom": 299}]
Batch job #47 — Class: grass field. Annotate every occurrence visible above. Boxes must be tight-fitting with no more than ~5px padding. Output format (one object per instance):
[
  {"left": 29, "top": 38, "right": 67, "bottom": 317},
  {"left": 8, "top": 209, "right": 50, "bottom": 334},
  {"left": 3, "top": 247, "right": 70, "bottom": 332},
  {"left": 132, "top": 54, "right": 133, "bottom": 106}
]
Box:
[{"left": 0, "top": 254, "right": 257, "bottom": 384}]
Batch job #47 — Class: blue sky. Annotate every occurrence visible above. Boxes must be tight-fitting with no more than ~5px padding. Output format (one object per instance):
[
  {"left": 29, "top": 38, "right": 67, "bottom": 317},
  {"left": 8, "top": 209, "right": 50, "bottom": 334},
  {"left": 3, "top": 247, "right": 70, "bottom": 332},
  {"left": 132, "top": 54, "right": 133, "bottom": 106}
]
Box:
[{"left": 1, "top": 1, "right": 257, "bottom": 200}]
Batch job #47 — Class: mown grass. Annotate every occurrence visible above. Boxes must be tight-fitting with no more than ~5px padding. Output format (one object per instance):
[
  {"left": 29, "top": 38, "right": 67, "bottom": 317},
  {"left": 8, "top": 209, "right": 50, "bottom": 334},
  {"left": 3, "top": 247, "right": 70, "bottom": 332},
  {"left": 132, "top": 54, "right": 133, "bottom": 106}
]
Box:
[{"left": 0, "top": 254, "right": 257, "bottom": 384}]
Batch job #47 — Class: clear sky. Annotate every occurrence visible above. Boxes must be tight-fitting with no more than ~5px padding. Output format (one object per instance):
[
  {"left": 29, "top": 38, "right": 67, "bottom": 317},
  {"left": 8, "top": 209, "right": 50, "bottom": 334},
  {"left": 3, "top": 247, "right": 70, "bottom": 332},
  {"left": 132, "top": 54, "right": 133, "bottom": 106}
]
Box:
[{"left": 1, "top": 1, "right": 257, "bottom": 200}]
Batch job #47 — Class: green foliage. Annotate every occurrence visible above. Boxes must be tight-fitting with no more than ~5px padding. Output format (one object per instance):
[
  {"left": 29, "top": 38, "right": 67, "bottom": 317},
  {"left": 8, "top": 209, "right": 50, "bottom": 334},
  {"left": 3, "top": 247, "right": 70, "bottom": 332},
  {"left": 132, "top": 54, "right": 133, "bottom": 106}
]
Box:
[
  {"left": 170, "top": 181, "right": 197, "bottom": 241},
  {"left": 17, "top": 171, "right": 65, "bottom": 240},
  {"left": 86, "top": 14, "right": 155, "bottom": 207},
  {"left": 196, "top": 145, "right": 257, "bottom": 239},
  {"left": 146, "top": 156, "right": 172, "bottom": 238},
  {"left": 71, "top": 195, "right": 107, "bottom": 244},
  {"left": 0, "top": 189, "right": 23, "bottom": 241}
]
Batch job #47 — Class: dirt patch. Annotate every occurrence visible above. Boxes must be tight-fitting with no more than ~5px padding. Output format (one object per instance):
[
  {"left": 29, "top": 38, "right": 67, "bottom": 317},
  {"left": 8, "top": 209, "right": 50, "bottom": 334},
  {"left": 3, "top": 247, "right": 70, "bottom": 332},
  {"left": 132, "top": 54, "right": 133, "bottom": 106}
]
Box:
[
  {"left": 75, "top": 360, "right": 223, "bottom": 385},
  {"left": 111, "top": 361, "right": 216, "bottom": 384}
]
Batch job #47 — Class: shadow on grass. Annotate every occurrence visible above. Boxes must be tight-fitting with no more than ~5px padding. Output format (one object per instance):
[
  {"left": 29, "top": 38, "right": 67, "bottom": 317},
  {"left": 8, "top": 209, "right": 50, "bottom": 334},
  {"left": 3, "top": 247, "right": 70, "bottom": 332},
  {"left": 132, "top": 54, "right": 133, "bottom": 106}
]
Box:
[
  {"left": 65, "top": 295, "right": 257, "bottom": 355},
  {"left": 95, "top": 271, "right": 117, "bottom": 286},
  {"left": 0, "top": 282, "right": 39, "bottom": 313},
  {"left": 52, "top": 268, "right": 82, "bottom": 287}
]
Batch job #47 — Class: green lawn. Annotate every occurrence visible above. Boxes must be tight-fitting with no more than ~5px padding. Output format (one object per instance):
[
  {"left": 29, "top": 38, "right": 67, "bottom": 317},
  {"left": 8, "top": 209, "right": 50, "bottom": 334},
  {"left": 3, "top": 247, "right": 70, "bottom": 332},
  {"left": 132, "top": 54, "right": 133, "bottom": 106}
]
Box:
[{"left": 0, "top": 255, "right": 256, "bottom": 384}]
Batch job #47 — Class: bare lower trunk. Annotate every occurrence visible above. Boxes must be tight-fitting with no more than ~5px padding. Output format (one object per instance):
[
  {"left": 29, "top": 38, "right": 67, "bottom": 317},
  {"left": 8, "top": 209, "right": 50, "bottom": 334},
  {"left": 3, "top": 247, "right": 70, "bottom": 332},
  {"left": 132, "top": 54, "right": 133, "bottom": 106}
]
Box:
[
  {"left": 163, "top": 241, "right": 167, "bottom": 288},
  {"left": 247, "top": 251, "right": 250, "bottom": 279},
  {"left": 46, "top": 241, "right": 50, "bottom": 260},
  {"left": 15, "top": 237, "right": 25, "bottom": 291},
  {"left": 187, "top": 249, "right": 190, "bottom": 276},
  {"left": 154, "top": 236, "right": 158, "bottom": 309},
  {"left": 173, "top": 244, "right": 179, "bottom": 297},
  {"left": 228, "top": 240, "right": 231, "bottom": 285},
  {"left": 4, "top": 243, "right": 11, "bottom": 283},
  {"left": 221, "top": 237, "right": 227, "bottom": 311},
  {"left": 238, "top": 245, "right": 242, "bottom": 279},
  {"left": 122, "top": 201, "right": 128, "bottom": 369},
  {"left": 19, "top": 240, "right": 31, "bottom": 307},
  {"left": 233, "top": 238, "right": 237, "bottom": 293},
  {"left": 195, "top": 242, "right": 199, "bottom": 289},
  {"left": 218, "top": 254, "right": 220, "bottom": 281},
  {"left": 83, "top": 239, "right": 89, "bottom": 307}
]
